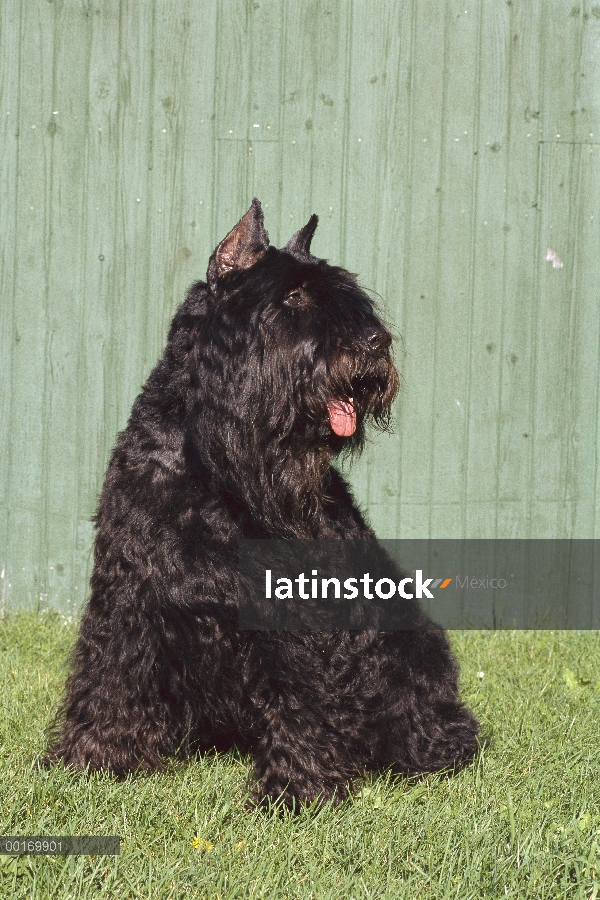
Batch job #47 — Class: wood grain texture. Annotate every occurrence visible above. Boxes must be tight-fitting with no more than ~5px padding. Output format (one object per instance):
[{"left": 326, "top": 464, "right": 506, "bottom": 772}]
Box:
[{"left": 1, "top": 0, "right": 599, "bottom": 610}]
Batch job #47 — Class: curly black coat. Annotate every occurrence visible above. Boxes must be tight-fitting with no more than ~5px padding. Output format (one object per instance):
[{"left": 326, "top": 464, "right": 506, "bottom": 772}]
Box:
[{"left": 45, "top": 200, "right": 480, "bottom": 806}]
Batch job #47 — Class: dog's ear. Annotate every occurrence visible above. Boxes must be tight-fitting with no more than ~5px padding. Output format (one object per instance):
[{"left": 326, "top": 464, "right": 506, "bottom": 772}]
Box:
[
  {"left": 207, "top": 198, "right": 270, "bottom": 294},
  {"left": 283, "top": 214, "right": 318, "bottom": 258}
]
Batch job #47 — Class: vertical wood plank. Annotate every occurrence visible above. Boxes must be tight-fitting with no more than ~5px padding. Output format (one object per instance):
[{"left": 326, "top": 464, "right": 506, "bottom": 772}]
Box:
[
  {"left": 343, "top": 0, "right": 413, "bottom": 537},
  {"left": 7, "top": 0, "right": 55, "bottom": 608},
  {"left": 279, "top": 0, "right": 351, "bottom": 258},
  {"left": 73, "top": 0, "right": 122, "bottom": 602},
  {"left": 149, "top": 3, "right": 218, "bottom": 357},
  {"left": 250, "top": 141, "right": 282, "bottom": 226},
  {"left": 540, "top": 1, "right": 596, "bottom": 143},
  {"left": 428, "top": 0, "right": 480, "bottom": 537},
  {"left": 247, "top": 0, "right": 283, "bottom": 143},
  {"left": 0, "top": 0, "right": 21, "bottom": 586},
  {"left": 213, "top": 0, "right": 283, "bottom": 243},
  {"left": 531, "top": 142, "right": 579, "bottom": 536},
  {"left": 395, "top": 0, "right": 447, "bottom": 537},
  {"left": 214, "top": 0, "right": 250, "bottom": 142},
  {"left": 105, "top": 0, "right": 155, "bottom": 438},
  {"left": 464, "top": 0, "right": 510, "bottom": 538},
  {"left": 278, "top": 0, "right": 320, "bottom": 236},
  {"left": 213, "top": 139, "right": 251, "bottom": 243},
  {"left": 43, "top": 1, "right": 90, "bottom": 610},
  {"left": 495, "top": 0, "right": 543, "bottom": 538},
  {"left": 579, "top": 1, "right": 600, "bottom": 143},
  {"left": 531, "top": 142, "right": 600, "bottom": 537},
  {"left": 564, "top": 146, "right": 600, "bottom": 538}
]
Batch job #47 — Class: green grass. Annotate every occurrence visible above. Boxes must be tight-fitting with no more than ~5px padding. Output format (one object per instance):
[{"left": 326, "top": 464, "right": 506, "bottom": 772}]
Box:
[{"left": 0, "top": 613, "right": 599, "bottom": 899}]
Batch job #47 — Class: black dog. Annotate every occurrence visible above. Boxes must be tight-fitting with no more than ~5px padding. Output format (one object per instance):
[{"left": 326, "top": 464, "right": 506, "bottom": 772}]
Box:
[{"left": 45, "top": 200, "right": 480, "bottom": 806}]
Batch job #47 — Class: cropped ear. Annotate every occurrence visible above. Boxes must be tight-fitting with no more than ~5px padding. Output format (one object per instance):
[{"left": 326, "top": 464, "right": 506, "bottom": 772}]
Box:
[
  {"left": 207, "top": 198, "right": 270, "bottom": 294},
  {"left": 283, "top": 214, "right": 318, "bottom": 258}
]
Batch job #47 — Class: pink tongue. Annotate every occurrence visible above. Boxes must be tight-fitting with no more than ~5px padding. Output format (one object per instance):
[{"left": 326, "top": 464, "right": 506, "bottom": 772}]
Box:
[{"left": 327, "top": 400, "right": 356, "bottom": 437}]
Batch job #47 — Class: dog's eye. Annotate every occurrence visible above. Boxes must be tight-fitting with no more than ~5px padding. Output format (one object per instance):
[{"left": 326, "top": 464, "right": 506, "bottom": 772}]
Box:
[{"left": 283, "top": 291, "right": 304, "bottom": 308}]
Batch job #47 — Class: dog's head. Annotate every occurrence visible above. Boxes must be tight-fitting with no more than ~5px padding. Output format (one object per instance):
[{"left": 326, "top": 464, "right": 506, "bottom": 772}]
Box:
[{"left": 189, "top": 199, "right": 398, "bottom": 457}]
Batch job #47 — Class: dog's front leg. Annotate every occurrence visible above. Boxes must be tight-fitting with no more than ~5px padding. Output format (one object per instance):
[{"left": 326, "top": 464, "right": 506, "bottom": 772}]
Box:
[{"left": 243, "top": 634, "right": 368, "bottom": 809}]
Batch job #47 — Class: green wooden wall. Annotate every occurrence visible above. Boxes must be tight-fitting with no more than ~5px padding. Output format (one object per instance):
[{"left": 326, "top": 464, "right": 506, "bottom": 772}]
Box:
[{"left": 1, "top": 0, "right": 599, "bottom": 612}]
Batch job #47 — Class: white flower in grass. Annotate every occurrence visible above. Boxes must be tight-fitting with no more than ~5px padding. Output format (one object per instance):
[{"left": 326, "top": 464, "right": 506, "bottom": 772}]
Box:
[{"left": 477, "top": 671, "right": 484, "bottom": 679}]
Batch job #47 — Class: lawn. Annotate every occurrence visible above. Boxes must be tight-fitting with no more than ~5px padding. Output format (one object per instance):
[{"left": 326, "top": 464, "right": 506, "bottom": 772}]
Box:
[{"left": 0, "top": 612, "right": 599, "bottom": 899}]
